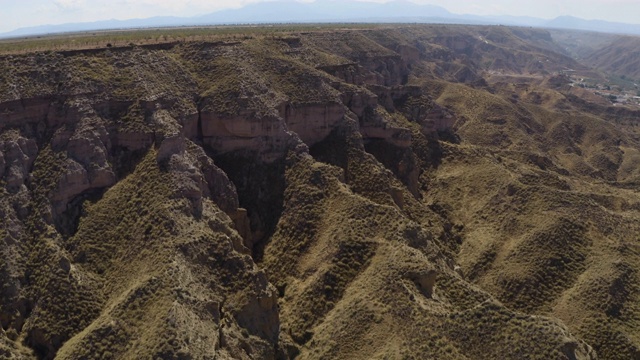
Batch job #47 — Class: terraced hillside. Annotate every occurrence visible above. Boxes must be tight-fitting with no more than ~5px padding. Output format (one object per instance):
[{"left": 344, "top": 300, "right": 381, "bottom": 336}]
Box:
[{"left": 0, "top": 25, "right": 638, "bottom": 359}]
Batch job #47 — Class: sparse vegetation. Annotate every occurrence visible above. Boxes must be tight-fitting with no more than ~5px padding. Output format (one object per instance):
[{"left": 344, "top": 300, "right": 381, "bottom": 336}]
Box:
[{"left": 1, "top": 23, "right": 640, "bottom": 360}]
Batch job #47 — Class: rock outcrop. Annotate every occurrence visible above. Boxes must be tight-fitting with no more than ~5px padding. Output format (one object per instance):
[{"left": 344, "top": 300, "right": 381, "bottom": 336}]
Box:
[{"left": 4, "top": 24, "right": 633, "bottom": 360}]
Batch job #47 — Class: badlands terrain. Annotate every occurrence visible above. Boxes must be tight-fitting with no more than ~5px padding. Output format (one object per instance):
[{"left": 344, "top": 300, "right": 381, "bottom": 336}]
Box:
[{"left": 1, "top": 24, "right": 640, "bottom": 359}]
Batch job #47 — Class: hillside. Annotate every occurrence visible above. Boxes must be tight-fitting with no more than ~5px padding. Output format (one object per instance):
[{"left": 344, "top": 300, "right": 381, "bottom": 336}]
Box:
[
  {"left": 551, "top": 29, "right": 640, "bottom": 81},
  {"left": 582, "top": 36, "right": 640, "bottom": 80},
  {"left": 0, "top": 24, "right": 639, "bottom": 359}
]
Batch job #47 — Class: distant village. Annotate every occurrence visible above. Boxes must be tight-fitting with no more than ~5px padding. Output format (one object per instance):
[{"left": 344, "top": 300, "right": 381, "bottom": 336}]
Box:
[{"left": 563, "top": 69, "right": 640, "bottom": 108}]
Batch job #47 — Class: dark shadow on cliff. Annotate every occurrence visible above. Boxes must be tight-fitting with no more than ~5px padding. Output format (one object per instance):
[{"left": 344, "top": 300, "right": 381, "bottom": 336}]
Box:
[
  {"left": 212, "top": 151, "right": 286, "bottom": 263},
  {"left": 308, "top": 127, "right": 350, "bottom": 173}
]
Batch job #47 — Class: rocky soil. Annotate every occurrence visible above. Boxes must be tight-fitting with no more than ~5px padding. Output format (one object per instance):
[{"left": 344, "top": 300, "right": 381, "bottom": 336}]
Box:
[{"left": 0, "top": 25, "right": 638, "bottom": 359}]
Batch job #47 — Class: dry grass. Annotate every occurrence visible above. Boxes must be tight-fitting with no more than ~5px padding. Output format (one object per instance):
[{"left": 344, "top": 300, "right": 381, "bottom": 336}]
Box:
[{"left": 3, "top": 23, "right": 640, "bottom": 360}]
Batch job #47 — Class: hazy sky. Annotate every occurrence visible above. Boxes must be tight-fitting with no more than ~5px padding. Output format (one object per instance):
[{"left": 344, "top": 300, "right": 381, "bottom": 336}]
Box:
[{"left": 1, "top": 0, "right": 639, "bottom": 33}]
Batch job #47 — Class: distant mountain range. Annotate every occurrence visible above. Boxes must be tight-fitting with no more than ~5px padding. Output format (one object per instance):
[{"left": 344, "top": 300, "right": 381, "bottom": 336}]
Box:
[{"left": 3, "top": 0, "right": 640, "bottom": 38}]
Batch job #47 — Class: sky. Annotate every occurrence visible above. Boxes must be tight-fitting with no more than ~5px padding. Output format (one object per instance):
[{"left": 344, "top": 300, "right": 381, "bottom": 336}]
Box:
[{"left": 1, "top": 0, "right": 639, "bottom": 33}]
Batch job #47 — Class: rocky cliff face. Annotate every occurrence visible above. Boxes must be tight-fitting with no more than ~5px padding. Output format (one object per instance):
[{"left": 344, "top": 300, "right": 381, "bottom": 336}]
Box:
[{"left": 2, "top": 24, "right": 637, "bottom": 360}]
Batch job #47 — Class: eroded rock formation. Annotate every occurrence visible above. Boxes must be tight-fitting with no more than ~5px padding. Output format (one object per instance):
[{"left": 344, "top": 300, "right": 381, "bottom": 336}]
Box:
[{"left": 2, "top": 24, "right": 633, "bottom": 360}]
